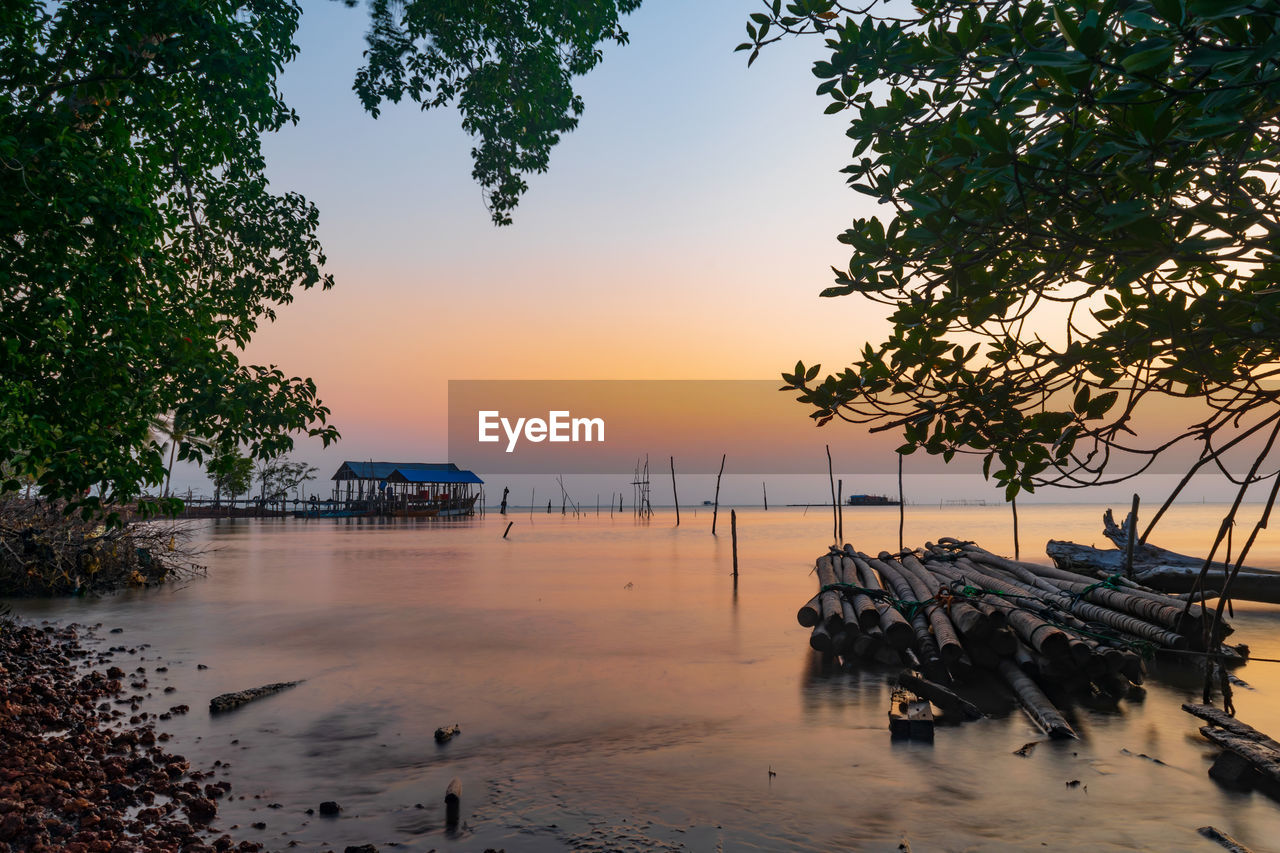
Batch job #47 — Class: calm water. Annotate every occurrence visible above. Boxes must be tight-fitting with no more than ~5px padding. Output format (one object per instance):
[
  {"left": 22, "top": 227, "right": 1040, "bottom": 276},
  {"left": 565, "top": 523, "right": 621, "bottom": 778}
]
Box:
[{"left": 10, "top": 504, "right": 1280, "bottom": 852}]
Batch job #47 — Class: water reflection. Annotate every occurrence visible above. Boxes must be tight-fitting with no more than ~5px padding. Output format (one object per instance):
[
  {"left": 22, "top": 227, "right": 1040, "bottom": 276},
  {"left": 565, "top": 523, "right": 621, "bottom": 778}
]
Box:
[{"left": 4, "top": 505, "right": 1279, "bottom": 852}]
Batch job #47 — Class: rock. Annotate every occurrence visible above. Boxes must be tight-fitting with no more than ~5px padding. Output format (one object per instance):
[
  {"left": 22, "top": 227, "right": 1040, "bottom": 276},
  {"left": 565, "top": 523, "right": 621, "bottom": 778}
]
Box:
[
  {"left": 109, "top": 628, "right": 123, "bottom": 634},
  {"left": 344, "top": 846, "right": 378, "bottom": 853},
  {"left": 318, "top": 801, "right": 341, "bottom": 816},
  {"left": 433, "top": 724, "right": 460, "bottom": 743},
  {"left": 185, "top": 798, "right": 218, "bottom": 825},
  {"left": 1209, "top": 750, "right": 1259, "bottom": 790}
]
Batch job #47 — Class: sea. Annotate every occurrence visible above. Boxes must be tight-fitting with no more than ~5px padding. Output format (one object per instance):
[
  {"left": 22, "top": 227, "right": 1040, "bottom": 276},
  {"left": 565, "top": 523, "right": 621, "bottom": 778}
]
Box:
[{"left": 8, "top": 504, "right": 1280, "bottom": 852}]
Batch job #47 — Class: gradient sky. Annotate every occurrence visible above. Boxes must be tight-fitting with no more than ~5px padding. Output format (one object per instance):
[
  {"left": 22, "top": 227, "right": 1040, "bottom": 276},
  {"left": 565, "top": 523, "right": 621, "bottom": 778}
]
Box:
[
  {"left": 226, "top": 0, "right": 884, "bottom": 468},
  {"left": 166, "top": 0, "right": 1247, "bottom": 507}
]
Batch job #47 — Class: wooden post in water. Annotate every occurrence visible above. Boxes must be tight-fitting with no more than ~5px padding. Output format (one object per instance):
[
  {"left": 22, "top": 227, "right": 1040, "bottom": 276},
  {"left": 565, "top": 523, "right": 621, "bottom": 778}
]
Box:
[
  {"left": 445, "top": 778, "right": 461, "bottom": 827},
  {"left": 731, "top": 509, "right": 738, "bottom": 579},
  {"left": 712, "top": 453, "right": 725, "bottom": 535},
  {"left": 1125, "top": 493, "right": 1140, "bottom": 578},
  {"left": 837, "top": 479, "right": 844, "bottom": 546},
  {"left": 826, "top": 444, "right": 838, "bottom": 545},
  {"left": 898, "top": 453, "right": 905, "bottom": 552},
  {"left": 670, "top": 456, "right": 680, "bottom": 527},
  {"left": 1011, "top": 496, "right": 1020, "bottom": 560},
  {"left": 762, "top": 481, "right": 768, "bottom": 511},
  {"left": 502, "top": 521, "right": 513, "bottom": 539}
]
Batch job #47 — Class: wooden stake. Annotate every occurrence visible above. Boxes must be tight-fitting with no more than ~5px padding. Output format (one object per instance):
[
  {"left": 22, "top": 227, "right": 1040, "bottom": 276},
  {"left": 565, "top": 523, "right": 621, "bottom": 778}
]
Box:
[
  {"left": 712, "top": 453, "right": 725, "bottom": 535},
  {"left": 1125, "top": 492, "right": 1139, "bottom": 578},
  {"left": 502, "top": 521, "right": 513, "bottom": 539},
  {"left": 670, "top": 456, "right": 680, "bottom": 526},
  {"left": 1011, "top": 496, "right": 1020, "bottom": 560},
  {"left": 826, "top": 444, "right": 837, "bottom": 545},
  {"left": 837, "top": 478, "right": 843, "bottom": 545},
  {"left": 731, "top": 509, "right": 738, "bottom": 578},
  {"left": 445, "top": 777, "right": 461, "bottom": 827},
  {"left": 762, "top": 481, "right": 768, "bottom": 511},
  {"left": 898, "top": 452, "right": 905, "bottom": 552}
]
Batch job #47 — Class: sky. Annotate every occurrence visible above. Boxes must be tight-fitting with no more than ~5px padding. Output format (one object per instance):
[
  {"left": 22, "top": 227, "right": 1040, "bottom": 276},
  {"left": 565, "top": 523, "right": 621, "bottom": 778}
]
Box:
[
  {"left": 165, "top": 0, "right": 1249, "bottom": 507},
  {"left": 171, "top": 0, "right": 892, "bottom": 494}
]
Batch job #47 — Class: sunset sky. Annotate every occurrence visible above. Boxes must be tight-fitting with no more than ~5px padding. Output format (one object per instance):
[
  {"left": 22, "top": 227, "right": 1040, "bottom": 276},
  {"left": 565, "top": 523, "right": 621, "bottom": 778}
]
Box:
[
  {"left": 178, "top": 1, "right": 879, "bottom": 485},
  {"left": 167, "top": 0, "right": 1238, "bottom": 505}
]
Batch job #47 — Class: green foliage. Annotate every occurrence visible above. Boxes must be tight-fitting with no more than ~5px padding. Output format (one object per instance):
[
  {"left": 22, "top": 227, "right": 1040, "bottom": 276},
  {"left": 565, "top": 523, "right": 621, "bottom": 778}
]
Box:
[
  {"left": 351, "top": 0, "right": 642, "bottom": 225},
  {"left": 0, "top": 0, "right": 339, "bottom": 519},
  {"left": 206, "top": 446, "right": 254, "bottom": 505},
  {"left": 755, "top": 0, "right": 1280, "bottom": 499},
  {"left": 255, "top": 456, "right": 318, "bottom": 503}
]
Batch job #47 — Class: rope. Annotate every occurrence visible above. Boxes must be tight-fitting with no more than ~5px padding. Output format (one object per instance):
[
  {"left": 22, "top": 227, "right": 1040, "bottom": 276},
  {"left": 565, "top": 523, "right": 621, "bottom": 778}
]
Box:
[
  {"left": 1071, "top": 574, "right": 1124, "bottom": 602},
  {"left": 817, "top": 582, "right": 934, "bottom": 622}
]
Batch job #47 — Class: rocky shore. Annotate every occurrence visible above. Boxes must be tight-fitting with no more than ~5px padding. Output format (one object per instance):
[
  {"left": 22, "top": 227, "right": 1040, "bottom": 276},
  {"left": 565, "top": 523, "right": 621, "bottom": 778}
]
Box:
[{"left": 0, "top": 620, "right": 256, "bottom": 853}]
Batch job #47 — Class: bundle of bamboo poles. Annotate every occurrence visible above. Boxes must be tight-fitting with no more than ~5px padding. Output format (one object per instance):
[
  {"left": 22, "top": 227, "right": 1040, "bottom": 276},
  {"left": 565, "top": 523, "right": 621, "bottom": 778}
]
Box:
[{"left": 797, "top": 538, "right": 1244, "bottom": 740}]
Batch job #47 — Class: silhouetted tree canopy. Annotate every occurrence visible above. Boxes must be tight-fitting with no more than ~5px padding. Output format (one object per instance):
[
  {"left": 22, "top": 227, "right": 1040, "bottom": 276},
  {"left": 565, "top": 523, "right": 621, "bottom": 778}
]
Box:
[
  {"left": 1, "top": 0, "right": 639, "bottom": 519},
  {"left": 751, "top": 1, "right": 1280, "bottom": 509}
]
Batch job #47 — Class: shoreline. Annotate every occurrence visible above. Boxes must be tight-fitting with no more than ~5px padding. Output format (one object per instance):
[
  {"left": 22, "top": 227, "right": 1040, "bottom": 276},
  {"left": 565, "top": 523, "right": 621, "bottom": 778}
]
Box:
[{"left": 0, "top": 620, "right": 254, "bottom": 853}]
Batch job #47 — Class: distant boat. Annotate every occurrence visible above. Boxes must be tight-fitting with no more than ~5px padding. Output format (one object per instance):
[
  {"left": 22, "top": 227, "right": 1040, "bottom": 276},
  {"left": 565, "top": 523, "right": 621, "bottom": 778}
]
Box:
[
  {"left": 702, "top": 500, "right": 714, "bottom": 506},
  {"left": 846, "top": 494, "right": 900, "bottom": 507}
]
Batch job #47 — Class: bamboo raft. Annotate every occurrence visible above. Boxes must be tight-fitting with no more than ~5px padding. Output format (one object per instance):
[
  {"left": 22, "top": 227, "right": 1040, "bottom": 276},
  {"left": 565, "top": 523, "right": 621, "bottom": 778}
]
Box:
[{"left": 798, "top": 538, "right": 1250, "bottom": 741}]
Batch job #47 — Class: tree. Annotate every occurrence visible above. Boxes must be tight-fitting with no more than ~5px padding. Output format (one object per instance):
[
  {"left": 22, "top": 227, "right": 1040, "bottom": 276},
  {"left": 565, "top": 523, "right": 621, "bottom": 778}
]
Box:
[
  {"left": 255, "top": 456, "right": 317, "bottom": 505},
  {"left": 1, "top": 0, "right": 639, "bottom": 521},
  {"left": 743, "top": 1, "right": 1280, "bottom": 530},
  {"left": 351, "top": 0, "right": 642, "bottom": 225},
  {"left": 206, "top": 446, "right": 253, "bottom": 507},
  {"left": 0, "top": 0, "right": 338, "bottom": 520}
]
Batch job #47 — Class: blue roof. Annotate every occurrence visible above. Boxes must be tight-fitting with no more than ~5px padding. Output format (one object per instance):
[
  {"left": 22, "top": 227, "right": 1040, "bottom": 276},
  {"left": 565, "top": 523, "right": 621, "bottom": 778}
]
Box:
[
  {"left": 333, "top": 461, "right": 460, "bottom": 481},
  {"left": 385, "top": 467, "right": 483, "bottom": 485}
]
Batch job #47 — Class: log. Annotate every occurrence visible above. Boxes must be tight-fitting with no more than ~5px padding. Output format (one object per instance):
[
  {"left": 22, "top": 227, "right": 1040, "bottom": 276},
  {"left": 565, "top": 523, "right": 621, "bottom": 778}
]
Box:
[
  {"left": 809, "top": 621, "right": 833, "bottom": 653},
  {"left": 1198, "top": 826, "right": 1257, "bottom": 853},
  {"left": 815, "top": 556, "right": 845, "bottom": 634},
  {"left": 883, "top": 552, "right": 964, "bottom": 664},
  {"left": 899, "top": 669, "right": 983, "bottom": 720},
  {"left": 1046, "top": 539, "right": 1280, "bottom": 604},
  {"left": 942, "top": 554, "right": 1188, "bottom": 651},
  {"left": 966, "top": 544, "right": 1191, "bottom": 632},
  {"left": 863, "top": 552, "right": 945, "bottom": 675},
  {"left": 928, "top": 557, "right": 1072, "bottom": 660},
  {"left": 209, "top": 681, "right": 301, "bottom": 714},
  {"left": 796, "top": 593, "right": 822, "bottom": 628},
  {"left": 1198, "top": 727, "right": 1280, "bottom": 786},
  {"left": 997, "top": 659, "right": 1076, "bottom": 739},
  {"left": 839, "top": 554, "right": 882, "bottom": 630},
  {"left": 1183, "top": 704, "right": 1280, "bottom": 753},
  {"left": 850, "top": 552, "right": 914, "bottom": 650}
]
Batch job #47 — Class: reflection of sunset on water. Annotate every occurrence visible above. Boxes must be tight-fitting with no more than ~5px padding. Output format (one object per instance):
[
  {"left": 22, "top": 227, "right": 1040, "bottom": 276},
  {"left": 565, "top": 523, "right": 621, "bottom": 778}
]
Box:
[{"left": 13, "top": 505, "right": 1280, "bottom": 851}]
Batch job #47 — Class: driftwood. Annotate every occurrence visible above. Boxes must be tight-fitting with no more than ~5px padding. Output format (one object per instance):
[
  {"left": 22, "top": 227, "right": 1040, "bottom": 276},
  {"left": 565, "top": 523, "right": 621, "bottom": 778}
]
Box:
[
  {"left": 209, "top": 681, "right": 301, "bottom": 713},
  {"left": 1047, "top": 509, "right": 1280, "bottom": 604},
  {"left": 898, "top": 670, "right": 983, "bottom": 720},
  {"left": 1185, "top": 702, "right": 1280, "bottom": 788},
  {"left": 1197, "top": 826, "right": 1256, "bottom": 853},
  {"left": 1198, "top": 728, "right": 1280, "bottom": 786}
]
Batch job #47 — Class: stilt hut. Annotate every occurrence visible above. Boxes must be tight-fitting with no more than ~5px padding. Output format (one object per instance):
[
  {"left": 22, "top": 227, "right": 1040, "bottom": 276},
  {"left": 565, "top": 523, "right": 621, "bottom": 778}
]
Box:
[
  {"left": 384, "top": 466, "right": 483, "bottom": 517},
  {"left": 329, "top": 462, "right": 481, "bottom": 516}
]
